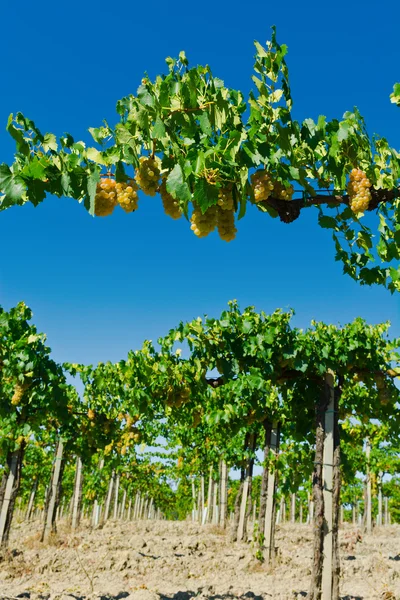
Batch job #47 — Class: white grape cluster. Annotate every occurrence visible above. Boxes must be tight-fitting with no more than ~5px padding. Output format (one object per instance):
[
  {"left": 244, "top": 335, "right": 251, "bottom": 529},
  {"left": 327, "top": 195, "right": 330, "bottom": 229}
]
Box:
[
  {"left": 251, "top": 171, "right": 295, "bottom": 203},
  {"left": 11, "top": 383, "right": 27, "bottom": 406},
  {"left": 347, "top": 168, "right": 372, "bottom": 213},
  {"left": 190, "top": 205, "right": 217, "bottom": 237},
  {"left": 217, "top": 206, "right": 237, "bottom": 242},
  {"left": 160, "top": 178, "right": 182, "bottom": 219},
  {"left": 251, "top": 170, "right": 274, "bottom": 202},
  {"left": 95, "top": 178, "right": 118, "bottom": 217},
  {"left": 217, "top": 185, "right": 234, "bottom": 211},
  {"left": 273, "top": 181, "right": 294, "bottom": 201},
  {"left": 135, "top": 156, "right": 160, "bottom": 196},
  {"left": 116, "top": 179, "right": 139, "bottom": 213},
  {"left": 95, "top": 177, "right": 139, "bottom": 216}
]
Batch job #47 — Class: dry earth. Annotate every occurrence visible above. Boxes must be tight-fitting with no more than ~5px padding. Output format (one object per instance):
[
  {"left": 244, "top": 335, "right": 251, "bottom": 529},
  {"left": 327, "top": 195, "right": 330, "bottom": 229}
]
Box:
[{"left": 0, "top": 519, "right": 399, "bottom": 600}]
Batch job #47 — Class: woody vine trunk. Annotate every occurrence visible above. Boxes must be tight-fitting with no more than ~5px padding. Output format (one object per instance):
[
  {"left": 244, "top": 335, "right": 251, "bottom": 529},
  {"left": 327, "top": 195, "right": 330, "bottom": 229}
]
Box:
[
  {"left": 332, "top": 377, "right": 342, "bottom": 600},
  {"left": 258, "top": 418, "right": 272, "bottom": 541},
  {"left": 230, "top": 432, "right": 249, "bottom": 542},
  {"left": 0, "top": 442, "right": 26, "bottom": 547},
  {"left": 309, "top": 381, "right": 328, "bottom": 600}
]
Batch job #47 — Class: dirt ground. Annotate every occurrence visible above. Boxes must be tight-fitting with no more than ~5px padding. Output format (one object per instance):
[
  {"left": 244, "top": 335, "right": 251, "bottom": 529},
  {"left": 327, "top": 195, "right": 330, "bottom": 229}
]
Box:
[{"left": 0, "top": 518, "right": 399, "bottom": 600}]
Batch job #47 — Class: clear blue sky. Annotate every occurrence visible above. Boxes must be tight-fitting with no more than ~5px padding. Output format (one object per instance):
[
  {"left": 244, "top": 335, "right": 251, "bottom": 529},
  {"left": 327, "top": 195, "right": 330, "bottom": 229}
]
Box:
[{"left": 1, "top": 0, "right": 399, "bottom": 367}]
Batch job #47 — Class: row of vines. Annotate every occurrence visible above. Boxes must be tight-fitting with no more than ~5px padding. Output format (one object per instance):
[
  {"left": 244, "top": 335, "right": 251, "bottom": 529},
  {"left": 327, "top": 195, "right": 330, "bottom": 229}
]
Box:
[{"left": 1, "top": 300, "right": 399, "bottom": 599}]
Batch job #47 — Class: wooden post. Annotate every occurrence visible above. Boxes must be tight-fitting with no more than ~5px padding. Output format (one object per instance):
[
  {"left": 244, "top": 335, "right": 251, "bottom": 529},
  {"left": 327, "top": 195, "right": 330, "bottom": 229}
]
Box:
[
  {"left": 340, "top": 505, "right": 344, "bottom": 525},
  {"left": 384, "top": 497, "right": 388, "bottom": 525},
  {"left": 197, "top": 488, "right": 202, "bottom": 524},
  {"left": 321, "top": 371, "right": 334, "bottom": 600},
  {"left": 0, "top": 452, "right": 19, "bottom": 545},
  {"left": 92, "top": 458, "right": 104, "bottom": 528},
  {"left": 377, "top": 472, "right": 383, "bottom": 526},
  {"left": 71, "top": 456, "right": 83, "bottom": 530},
  {"left": 201, "top": 476, "right": 205, "bottom": 524},
  {"left": 280, "top": 496, "right": 285, "bottom": 522},
  {"left": 132, "top": 493, "right": 138, "bottom": 519},
  {"left": 42, "top": 439, "right": 64, "bottom": 540},
  {"left": 25, "top": 479, "right": 38, "bottom": 521},
  {"left": 103, "top": 470, "right": 115, "bottom": 523},
  {"left": 147, "top": 498, "right": 153, "bottom": 519},
  {"left": 127, "top": 498, "right": 132, "bottom": 521},
  {"left": 41, "top": 486, "right": 49, "bottom": 523},
  {"left": 212, "top": 478, "right": 218, "bottom": 525},
  {"left": 113, "top": 474, "right": 120, "bottom": 520},
  {"left": 191, "top": 479, "right": 197, "bottom": 522},
  {"left": 299, "top": 502, "right": 303, "bottom": 524},
  {"left": 365, "top": 439, "right": 372, "bottom": 534},
  {"left": 138, "top": 495, "right": 145, "bottom": 519},
  {"left": 220, "top": 460, "right": 227, "bottom": 528},
  {"left": 237, "top": 477, "right": 249, "bottom": 541},
  {"left": 142, "top": 497, "right": 148, "bottom": 519},
  {"left": 120, "top": 488, "right": 127, "bottom": 520},
  {"left": 291, "top": 493, "right": 296, "bottom": 523},
  {"left": 264, "top": 422, "right": 279, "bottom": 562},
  {"left": 309, "top": 496, "right": 314, "bottom": 523},
  {"left": 206, "top": 466, "right": 213, "bottom": 523}
]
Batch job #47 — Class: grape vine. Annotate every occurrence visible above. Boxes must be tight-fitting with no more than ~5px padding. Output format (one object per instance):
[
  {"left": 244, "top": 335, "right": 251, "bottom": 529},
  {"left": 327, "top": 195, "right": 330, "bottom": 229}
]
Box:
[{"left": 0, "top": 30, "right": 399, "bottom": 289}]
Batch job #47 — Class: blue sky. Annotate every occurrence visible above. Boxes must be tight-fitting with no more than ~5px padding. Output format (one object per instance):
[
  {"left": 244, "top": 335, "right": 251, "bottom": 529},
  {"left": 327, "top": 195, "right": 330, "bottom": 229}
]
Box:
[{"left": 1, "top": 0, "right": 399, "bottom": 368}]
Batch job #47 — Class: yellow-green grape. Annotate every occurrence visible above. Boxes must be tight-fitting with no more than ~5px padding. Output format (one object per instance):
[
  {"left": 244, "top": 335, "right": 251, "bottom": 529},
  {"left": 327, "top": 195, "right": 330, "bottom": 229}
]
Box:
[
  {"left": 190, "top": 205, "right": 217, "bottom": 238},
  {"left": 95, "top": 178, "right": 118, "bottom": 217},
  {"left": 217, "top": 206, "right": 237, "bottom": 242},
  {"left": 160, "top": 178, "right": 182, "bottom": 219},
  {"left": 251, "top": 170, "right": 274, "bottom": 203},
  {"left": 217, "top": 185, "right": 234, "bottom": 211},
  {"left": 273, "top": 181, "right": 294, "bottom": 201},
  {"left": 135, "top": 156, "right": 161, "bottom": 196},
  {"left": 116, "top": 179, "right": 139, "bottom": 213},
  {"left": 347, "top": 168, "right": 372, "bottom": 213}
]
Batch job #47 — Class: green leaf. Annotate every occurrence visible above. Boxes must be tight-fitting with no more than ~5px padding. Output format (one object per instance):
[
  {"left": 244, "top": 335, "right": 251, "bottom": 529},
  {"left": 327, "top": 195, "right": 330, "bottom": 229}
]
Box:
[
  {"left": 254, "top": 40, "right": 269, "bottom": 58},
  {"left": 0, "top": 164, "right": 26, "bottom": 203},
  {"left": 151, "top": 116, "right": 166, "bottom": 139},
  {"left": 318, "top": 215, "right": 338, "bottom": 230},
  {"left": 198, "top": 113, "right": 211, "bottom": 136},
  {"left": 137, "top": 84, "right": 154, "bottom": 108},
  {"left": 178, "top": 50, "right": 189, "bottom": 67},
  {"left": 356, "top": 231, "right": 373, "bottom": 251},
  {"left": 390, "top": 83, "right": 400, "bottom": 106},
  {"left": 338, "top": 122, "right": 350, "bottom": 142},
  {"left": 86, "top": 148, "right": 106, "bottom": 165},
  {"left": 166, "top": 164, "right": 191, "bottom": 202},
  {"left": 6, "top": 115, "right": 30, "bottom": 156},
  {"left": 85, "top": 169, "right": 100, "bottom": 215},
  {"left": 193, "top": 178, "right": 218, "bottom": 211},
  {"left": 42, "top": 133, "right": 58, "bottom": 152}
]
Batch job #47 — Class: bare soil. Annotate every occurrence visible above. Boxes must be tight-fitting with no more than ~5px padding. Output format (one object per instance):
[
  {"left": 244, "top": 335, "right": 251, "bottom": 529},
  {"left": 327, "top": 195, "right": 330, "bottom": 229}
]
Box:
[{"left": 0, "top": 519, "right": 399, "bottom": 600}]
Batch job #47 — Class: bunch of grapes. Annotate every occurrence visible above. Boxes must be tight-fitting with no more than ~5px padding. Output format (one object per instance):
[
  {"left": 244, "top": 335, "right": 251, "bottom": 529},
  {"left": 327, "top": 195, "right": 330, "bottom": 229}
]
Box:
[
  {"left": 160, "top": 178, "right": 182, "bottom": 219},
  {"left": 273, "top": 181, "right": 294, "bottom": 201},
  {"left": 11, "top": 383, "right": 27, "bottom": 406},
  {"left": 217, "top": 206, "right": 237, "bottom": 242},
  {"left": 251, "top": 170, "right": 274, "bottom": 202},
  {"left": 135, "top": 156, "right": 160, "bottom": 196},
  {"left": 190, "top": 205, "right": 217, "bottom": 238},
  {"left": 116, "top": 179, "right": 139, "bottom": 213},
  {"left": 217, "top": 185, "right": 234, "bottom": 211},
  {"left": 95, "top": 178, "right": 118, "bottom": 217},
  {"left": 347, "top": 168, "right": 372, "bottom": 213}
]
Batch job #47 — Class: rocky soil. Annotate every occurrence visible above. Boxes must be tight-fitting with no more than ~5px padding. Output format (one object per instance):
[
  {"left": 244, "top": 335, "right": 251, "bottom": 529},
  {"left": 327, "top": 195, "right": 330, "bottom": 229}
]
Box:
[{"left": 0, "top": 519, "right": 399, "bottom": 600}]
